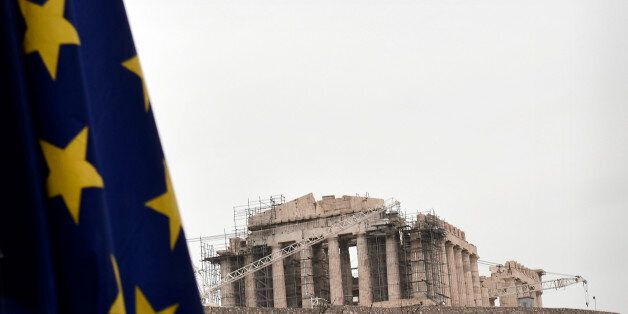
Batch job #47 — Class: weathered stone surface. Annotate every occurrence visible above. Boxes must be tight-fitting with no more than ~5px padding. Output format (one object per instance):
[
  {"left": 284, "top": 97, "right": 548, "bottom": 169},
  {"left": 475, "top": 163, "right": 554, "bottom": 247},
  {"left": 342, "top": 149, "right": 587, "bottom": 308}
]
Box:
[
  {"left": 248, "top": 194, "right": 385, "bottom": 230},
  {"left": 327, "top": 236, "right": 344, "bottom": 305},
  {"left": 481, "top": 261, "right": 545, "bottom": 307}
]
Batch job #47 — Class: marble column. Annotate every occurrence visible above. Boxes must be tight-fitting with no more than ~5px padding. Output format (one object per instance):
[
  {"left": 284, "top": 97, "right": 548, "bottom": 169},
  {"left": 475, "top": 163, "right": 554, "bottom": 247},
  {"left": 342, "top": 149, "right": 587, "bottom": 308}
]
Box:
[
  {"left": 440, "top": 241, "right": 451, "bottom": 305},
  {"left": 462, "top": 251, "right": 474, "bottom": 306},
  {"left": 470, "top": 254, "right": 481, "bottom": 306},
  {"left": 271, "top": 245, "right": 287, "bottom": 308},
  {"left": 385, "top": 233, "right": 401, "bottom": 301},
  {"left": 219, "top": 257, "right": 235, "bottom": 307},
  {"left": 446, "top": 243, "right": 459, "bottom": 306},
  {"left": 454, "top": 247, "right": 467, "bottom": 306},
  {"left": 357, "top": 233, "right": 372, "bottom": 305},
  {"left": 328, "top": 236, "right": 344, "bottom": 305},
  {"left": 300, "top": 246, "right": 315, "bottom": 308},
  {"left": 244, "top": 254, "right": 257, "bottom": 307},
  {"left": 340, "top": 242, "right": 353, "bottom": 304}
]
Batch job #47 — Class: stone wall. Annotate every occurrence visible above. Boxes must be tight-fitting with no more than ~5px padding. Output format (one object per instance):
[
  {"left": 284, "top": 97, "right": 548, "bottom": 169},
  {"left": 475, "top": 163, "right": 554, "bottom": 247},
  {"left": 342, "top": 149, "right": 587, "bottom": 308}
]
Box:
[
  {"left": 248, "top": 194, "right": 384, "bottom": 230},
  {"left": 481, "top": 261, "right": 545, "bottom": 307}
]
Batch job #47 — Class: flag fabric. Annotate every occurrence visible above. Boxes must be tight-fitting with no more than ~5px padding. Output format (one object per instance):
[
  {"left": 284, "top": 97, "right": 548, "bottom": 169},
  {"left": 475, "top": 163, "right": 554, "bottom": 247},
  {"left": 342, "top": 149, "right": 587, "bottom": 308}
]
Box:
[{"left": 0, "top": 0, "right": 203, "bottom": 313}]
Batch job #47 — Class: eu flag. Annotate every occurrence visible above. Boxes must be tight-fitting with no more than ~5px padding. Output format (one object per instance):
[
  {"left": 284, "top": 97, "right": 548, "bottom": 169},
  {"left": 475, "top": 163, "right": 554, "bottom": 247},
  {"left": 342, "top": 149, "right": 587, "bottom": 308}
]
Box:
[{"left": 0, "top": 0, "right": 203, "bottom": 313}]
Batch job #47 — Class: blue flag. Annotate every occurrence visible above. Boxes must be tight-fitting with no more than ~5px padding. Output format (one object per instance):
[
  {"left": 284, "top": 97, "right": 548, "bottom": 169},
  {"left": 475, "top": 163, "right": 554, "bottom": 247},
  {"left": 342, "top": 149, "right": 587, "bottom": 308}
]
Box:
[{"left": 0, "top": 0, "right": 203, "bottom": 313}]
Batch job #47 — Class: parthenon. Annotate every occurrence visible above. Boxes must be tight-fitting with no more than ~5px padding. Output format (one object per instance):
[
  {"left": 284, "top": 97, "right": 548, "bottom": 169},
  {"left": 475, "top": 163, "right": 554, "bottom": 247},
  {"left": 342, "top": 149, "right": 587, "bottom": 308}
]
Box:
[{"left": 206, "top": 193, "right": 545, "bottom": 309}]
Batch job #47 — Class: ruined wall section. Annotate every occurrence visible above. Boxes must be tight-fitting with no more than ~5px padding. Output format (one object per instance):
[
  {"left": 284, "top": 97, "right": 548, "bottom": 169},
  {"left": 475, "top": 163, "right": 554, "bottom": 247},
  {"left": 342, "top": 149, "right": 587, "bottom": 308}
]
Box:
[
  {"left": 248, "top": 194, "right": 385, "bottom": 230},
  {"left": 481, "top": 261, "right": 544, "bottom": 307},
  {"left": 441, "top": 220, "right": 477, "bottom": 256},
  {"left": 247, "top": 206, "right": 391, "bottom": 248}
]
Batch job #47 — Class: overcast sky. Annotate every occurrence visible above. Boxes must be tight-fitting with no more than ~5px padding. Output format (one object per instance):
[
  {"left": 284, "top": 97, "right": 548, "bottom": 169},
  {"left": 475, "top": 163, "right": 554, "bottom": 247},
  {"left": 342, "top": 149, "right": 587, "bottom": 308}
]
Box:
[{"left": 124, "top": 0, "right": 627, "bottom": 311}]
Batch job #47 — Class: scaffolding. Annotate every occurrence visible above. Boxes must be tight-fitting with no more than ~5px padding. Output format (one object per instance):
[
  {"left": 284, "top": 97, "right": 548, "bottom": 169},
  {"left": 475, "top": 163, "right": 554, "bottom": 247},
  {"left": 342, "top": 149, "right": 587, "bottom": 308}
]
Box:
[
  {"left": 197, "top": 238, "right": 222, "bottom": 305},
  {"left": 391, "top": 209, "right": 449, "bottom": 305},
  {"left": 283, "top": 242, "right": 303, "bottom": 308},
  {"left": 233, "top": 195, "right": 285, "bottom": 238},
  {"left": 369, "top": 235, "right": 389, "bottom": 302},
  {"left": 232, "top": 255, "right": 246, "bottom": 306},
  {"left": 252, "top": 245, "right": 274, "bottom": 307},
  {"left": 312, "top": 243, "right": 330, "bottom": 302},
  {"left": 398, "top": 229, "right": 415, "bottom": 300},
  {"left": 417, "top": 210, "right": 447, "bottom": 305}
]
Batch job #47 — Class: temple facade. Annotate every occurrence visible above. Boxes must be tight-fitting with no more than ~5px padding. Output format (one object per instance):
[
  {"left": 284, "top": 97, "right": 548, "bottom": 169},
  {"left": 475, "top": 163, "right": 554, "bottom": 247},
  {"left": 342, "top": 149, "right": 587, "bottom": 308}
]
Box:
[{"left": 208, "top": 193, "right": 542, "bottom": 309}]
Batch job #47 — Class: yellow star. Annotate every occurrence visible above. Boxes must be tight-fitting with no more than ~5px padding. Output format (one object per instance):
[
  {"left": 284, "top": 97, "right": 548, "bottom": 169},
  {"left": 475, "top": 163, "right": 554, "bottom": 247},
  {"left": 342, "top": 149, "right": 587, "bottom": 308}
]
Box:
[
  {"left": 145, "top": 163, "right": 181, "bottom": 250},
  {"left": 122, "top": 56, "right": 150, "bottom": 111},
  {"left": 18, "top": 0, "right": 80, "bottom": 80},
  {"left": 108, "top": 255, "right": 126, "bottom": 314},
  {"left": 40, "top": 127, "right": 103, "bottom": 224},
  {"left": 135, "top": 287, "right": 178, "bottom": 314}
]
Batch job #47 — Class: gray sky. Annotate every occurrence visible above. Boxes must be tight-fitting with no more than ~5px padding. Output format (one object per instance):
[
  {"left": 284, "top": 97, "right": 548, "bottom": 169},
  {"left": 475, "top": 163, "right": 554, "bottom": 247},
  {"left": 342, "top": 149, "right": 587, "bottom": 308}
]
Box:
[{"left": 124, "top": 0, "right": 627, "bottom": 311}]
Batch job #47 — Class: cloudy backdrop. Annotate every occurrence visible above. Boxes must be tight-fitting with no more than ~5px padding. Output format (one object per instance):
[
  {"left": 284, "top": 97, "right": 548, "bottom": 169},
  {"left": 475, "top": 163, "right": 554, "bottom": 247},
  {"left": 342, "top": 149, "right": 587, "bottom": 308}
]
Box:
[{"left": 124, "top": 0, "right": 628, "bottom": 311}]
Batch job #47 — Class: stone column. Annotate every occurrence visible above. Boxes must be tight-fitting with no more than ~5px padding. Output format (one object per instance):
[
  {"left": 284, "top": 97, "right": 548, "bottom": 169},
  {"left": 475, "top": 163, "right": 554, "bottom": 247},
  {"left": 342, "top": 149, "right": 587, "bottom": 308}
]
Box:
[
  {"left": 385, "top": 233, "right": 401, "bottom": 301},
  {"left": 300, "top": 246, "right": 315, "bottom": 308},
  {"left": 328, "top": 236, "right": 344, "bottom": 305},
  {"left": 410, "top": 234, "right": 427, "bottom": 298},
  {"left": 446, "top": 242, "right": 459, "bottom": 306},
  {"left": 454, "top": 246, "right": 467, "bottom": 306},
  {"left": 244, "top": 253, "right": 257, "bottom": 307},
  {"left": 440, "top": 241, "right": 451, "bottom": 305},
  {"left": 340, "top": 241, "right": 353, "bottom": 304},
  {"left": 470, "top": 254, "right": 481, "bottom": 306},
  {"left": 481, "top": 285, "right": 490, "bottom": 307},
  {"left": 271, "top": 245, "right": 287, "bottom": 308},
  {"left": 219, "top": 257, "right": 235, "bottom": 307},
  {"left": 462, "top": 251, "right": 474, "bottom": 306},
  {"left": 357, "top": 233, "right": 372, "bottom": 306}
]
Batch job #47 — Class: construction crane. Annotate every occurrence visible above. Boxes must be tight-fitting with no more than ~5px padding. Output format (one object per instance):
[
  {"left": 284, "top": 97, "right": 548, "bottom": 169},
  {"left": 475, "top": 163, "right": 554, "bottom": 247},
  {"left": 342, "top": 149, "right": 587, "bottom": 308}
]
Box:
[
  {"left": 489, "top": 276, "right": 589, "bottom": 307},
  {"left": 208, "top": 198, "right": 400, "bottom": 292}
]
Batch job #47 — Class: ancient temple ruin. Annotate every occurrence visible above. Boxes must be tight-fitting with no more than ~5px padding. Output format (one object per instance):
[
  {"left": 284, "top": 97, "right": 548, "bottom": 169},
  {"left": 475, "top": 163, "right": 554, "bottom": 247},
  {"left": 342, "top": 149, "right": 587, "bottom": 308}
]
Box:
[
  {"left": 482, "top": 261, "right": 545, "bottom": 307},
  {"left": 205, "top": 193, "right": 544, "bottom": 309}
]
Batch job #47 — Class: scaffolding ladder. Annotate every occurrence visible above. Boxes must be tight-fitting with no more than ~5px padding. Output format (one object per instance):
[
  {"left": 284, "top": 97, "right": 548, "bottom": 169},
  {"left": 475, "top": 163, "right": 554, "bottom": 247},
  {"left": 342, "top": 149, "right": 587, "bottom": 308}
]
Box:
[{"left": 209, "top": 198, "right": 400, "bottom": 292}]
